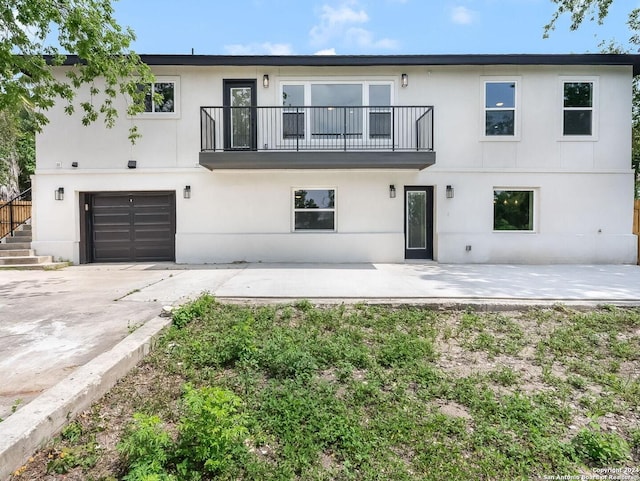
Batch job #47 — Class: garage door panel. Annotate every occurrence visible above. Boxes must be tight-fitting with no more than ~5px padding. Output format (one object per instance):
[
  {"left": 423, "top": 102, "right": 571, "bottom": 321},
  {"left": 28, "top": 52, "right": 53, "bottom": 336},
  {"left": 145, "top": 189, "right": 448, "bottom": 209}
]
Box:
[
  {"left": 133, "top": 230, "right": 174, "bottom": 241},
  {"left": 94, "top": 230, "right": 132, "bottom": 242},
  {"left": 90, "top": 192, "right": 175, "bottom": 262},
  {"left": 93, "top": 195, "right": 130, "bottom": 207},
  {"left": 133, "top": 213, "right": 172, "bottom": 224}
]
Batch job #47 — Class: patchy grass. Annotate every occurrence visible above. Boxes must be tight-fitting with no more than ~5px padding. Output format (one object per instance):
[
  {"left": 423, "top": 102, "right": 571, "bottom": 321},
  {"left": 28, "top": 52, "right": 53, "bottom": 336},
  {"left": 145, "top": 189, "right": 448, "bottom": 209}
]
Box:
[{"left": 10, "top": 299, "right": 640, "bottom": 480}]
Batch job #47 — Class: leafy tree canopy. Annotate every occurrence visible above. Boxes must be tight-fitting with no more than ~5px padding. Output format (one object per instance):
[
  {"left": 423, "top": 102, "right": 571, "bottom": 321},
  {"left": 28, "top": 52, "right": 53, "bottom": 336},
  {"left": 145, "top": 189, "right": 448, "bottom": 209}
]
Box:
[{"left": 0, "top": 0, "right": 153, "bottom": 141}]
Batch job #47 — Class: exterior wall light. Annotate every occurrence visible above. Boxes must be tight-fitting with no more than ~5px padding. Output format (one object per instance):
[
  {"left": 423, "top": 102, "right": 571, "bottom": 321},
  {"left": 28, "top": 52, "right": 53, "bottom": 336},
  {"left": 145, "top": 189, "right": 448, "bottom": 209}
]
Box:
[
  {"left": 55, "top": 187, "right": 64, "bottom": 201},
  {"left": 127, "top": 160, "right": 137, "bottom": 169},
  {"left": 389, "top": 184, "right": 396, "bottom": 198},
  {"left": 446, "top": 185, "right": 454, "bottom": 199},
  {"left": 263, "top": 74, "right": 269, "bottom": 88},
  {"left": 183, "top": 185, "right": 191, "bottom": 199},
  {"left": 401, "top": 73, "right": 408, "bottom": 88}
]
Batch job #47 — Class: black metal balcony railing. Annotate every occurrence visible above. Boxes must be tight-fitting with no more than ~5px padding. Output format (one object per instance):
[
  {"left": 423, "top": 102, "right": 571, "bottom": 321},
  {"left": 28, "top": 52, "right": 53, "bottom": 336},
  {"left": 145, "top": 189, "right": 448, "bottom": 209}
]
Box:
[{"left": 200, "top": 105, "right": 433, "bottom": 153}]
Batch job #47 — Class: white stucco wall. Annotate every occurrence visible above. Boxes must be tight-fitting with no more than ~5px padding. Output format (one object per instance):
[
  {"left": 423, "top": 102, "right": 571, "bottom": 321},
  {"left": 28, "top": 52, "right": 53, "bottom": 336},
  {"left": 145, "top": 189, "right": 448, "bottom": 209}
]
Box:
[{"left": 32, "top": 62, "right": 638, "bottom": 264}]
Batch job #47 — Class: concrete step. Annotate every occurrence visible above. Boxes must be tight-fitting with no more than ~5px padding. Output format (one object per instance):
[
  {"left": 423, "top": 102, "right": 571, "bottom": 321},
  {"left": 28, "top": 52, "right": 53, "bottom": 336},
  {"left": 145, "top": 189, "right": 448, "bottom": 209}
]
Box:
[
  {"left": 12, "top": 229, "right": 32, "bottom": 237},
  {"left": 0, "top": 255, "right": 52, "bottom": 266},
  {"left": 0, "top": 249, "right": 34, "bottom": 257},
  {"left": 0, "top": 261, "right": 69, "bottom": 271},
  {"left": 5, "top": 235, "right": 32, "bottom": 243},
  {"left": 0, "top": 242, "right": 31, "bottom": 250}
]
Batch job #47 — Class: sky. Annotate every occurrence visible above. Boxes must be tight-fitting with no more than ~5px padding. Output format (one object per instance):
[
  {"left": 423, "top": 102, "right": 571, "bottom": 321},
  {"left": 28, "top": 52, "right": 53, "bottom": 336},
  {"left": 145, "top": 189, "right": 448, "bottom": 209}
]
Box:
[{"left": 111, "top": 0, "right": 639, "bottom": 56}]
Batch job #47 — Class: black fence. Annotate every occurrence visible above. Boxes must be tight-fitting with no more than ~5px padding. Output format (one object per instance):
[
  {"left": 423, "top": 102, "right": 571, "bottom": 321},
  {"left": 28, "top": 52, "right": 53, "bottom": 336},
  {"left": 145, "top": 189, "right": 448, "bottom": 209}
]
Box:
[{"left": 0, "top": 188, "right": 31, "bottom": 239}]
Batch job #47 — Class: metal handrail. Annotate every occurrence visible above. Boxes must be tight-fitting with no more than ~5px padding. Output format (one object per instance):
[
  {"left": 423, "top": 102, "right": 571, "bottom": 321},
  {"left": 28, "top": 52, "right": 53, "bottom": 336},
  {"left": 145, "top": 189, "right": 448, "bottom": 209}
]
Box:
[
  {"left": 0, "top": 188, "right": 32, "bottom": 239},
  {"left": 200, "top": 105, "right": 434, "bottom": 153}
]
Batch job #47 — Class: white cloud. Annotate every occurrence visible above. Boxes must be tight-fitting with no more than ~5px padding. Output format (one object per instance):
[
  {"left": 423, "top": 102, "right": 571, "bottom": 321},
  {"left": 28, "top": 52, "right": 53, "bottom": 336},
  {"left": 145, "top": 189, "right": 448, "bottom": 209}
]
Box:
[
  {"left": 310, "top": 2, "right": 369, "bottom": 45},
  {"left": 224, "top": 42, "right": 294, "bottom": 55},
  {"left": 309, "top": 1, "right": 398, "bottom": 51},
  {"left": 346, "top": 27, "right": 399, "bottom": 49},
  {"left": 314, "top": 48, "right": 338, "bottom": 55},
  {"left": 451, "top": 6, "right": 474, "bottom": 25}
]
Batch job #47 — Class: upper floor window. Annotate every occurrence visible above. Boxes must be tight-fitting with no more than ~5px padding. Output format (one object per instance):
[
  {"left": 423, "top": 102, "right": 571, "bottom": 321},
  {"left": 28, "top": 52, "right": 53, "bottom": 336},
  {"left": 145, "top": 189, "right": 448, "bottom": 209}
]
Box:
[
  {"left": 485, "top": 81, "right": 516, "bottom": 136},
  {"left": 563, "top": 81, "right": 593, "bottom": 136},
  {"left": 283, "top": 84, "right": 305, "bottom": 139},
  {"left": 138, "top": 77, "right": 180, "bottom": 118},
  {"left": 281, "top": 81, "right": 392, "bottom": 141}
]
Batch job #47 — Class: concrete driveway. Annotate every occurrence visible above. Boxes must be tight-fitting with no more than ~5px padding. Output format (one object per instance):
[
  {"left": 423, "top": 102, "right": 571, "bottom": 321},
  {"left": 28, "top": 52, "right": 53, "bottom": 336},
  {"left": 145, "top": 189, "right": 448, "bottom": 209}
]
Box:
[
  {"left": 1, "top": 262, "right": 640, "bottom": 479},
  {"left": 2, "top": 261, "right": 640, "bottom": 419}
]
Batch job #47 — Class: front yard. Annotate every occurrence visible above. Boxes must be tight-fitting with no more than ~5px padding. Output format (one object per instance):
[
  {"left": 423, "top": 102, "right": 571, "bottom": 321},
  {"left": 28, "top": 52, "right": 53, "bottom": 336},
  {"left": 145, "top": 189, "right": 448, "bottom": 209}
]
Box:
[{"left": 10, "top": 297, "right": 640, "bottom": 480}]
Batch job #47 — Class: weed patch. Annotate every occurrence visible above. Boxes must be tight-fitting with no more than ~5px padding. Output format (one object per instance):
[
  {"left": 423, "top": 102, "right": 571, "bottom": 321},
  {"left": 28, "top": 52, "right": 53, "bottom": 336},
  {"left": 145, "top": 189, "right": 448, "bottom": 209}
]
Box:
[{"left": 11, "top": 301, "right": 640, "bottom": 480}]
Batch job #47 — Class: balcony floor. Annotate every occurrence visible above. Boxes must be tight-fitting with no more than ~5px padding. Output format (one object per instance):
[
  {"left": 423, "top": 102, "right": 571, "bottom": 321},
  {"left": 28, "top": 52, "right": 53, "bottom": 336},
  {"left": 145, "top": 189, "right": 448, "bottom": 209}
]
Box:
[{"left": 199, "top": 150, "right": 436, "bottom": 170}]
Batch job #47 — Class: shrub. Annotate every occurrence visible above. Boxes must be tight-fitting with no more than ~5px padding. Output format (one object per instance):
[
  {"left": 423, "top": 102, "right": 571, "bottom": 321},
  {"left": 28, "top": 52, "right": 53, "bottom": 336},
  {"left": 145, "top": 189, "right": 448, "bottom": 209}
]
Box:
[
  {"left": 570, "top": 424, "right": 630, "bottom": 466},
  {"left": 175, "top": 385, "right": 248, "bottom": 477},
  {"left": 172, "top": 294, "right": 216, "bottom": 329}
]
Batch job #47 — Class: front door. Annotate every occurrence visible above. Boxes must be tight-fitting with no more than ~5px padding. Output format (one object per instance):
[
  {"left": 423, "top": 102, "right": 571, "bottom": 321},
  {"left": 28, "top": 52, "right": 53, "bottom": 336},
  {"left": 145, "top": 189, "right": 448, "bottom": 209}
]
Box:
[
  {"left": 404, "top": 186, "right": 434, "bottom": 259},
  {"left": 223, "top": 79, "right": 257, "bottom": 150}
]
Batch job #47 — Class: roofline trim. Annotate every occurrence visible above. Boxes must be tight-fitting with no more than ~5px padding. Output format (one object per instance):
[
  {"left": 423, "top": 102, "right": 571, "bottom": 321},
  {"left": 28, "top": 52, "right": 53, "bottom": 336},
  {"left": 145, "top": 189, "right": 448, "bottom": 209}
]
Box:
[{"left": 52, "top": 53, "right": 640, "bottom": 76}]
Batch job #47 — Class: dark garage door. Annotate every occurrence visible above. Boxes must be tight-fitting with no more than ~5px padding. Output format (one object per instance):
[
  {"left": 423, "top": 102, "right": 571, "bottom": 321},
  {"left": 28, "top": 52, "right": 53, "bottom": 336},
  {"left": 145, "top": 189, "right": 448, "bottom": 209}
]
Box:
[{"left": 90, "top": 192, "right": 176, "bottom": 262}]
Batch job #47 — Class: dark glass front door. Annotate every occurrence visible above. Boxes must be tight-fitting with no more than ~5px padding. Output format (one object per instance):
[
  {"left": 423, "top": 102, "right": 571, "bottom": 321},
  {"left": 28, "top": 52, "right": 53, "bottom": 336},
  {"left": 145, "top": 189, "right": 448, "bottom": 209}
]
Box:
[
  {"left": 404, "top": 186, "right": 434, "bottom": 259},
  {"left": 223, "top": 79, "right": 257, "bottom": 150}
]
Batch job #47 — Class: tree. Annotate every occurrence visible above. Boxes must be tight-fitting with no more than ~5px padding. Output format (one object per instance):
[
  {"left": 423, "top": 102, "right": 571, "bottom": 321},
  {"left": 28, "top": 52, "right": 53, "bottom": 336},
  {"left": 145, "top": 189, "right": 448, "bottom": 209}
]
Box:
[
  {"left": 545, "top": 1, "right": 640, "bottom": 197},
  {"left": 0, "top": 0, "right": 153, "bottom": 197},
  {"left": 0, "top": 108, "right": 35, "bottom": 199},
  {"left": 0, "top": 0, "right": 153, "bottom": 139}
]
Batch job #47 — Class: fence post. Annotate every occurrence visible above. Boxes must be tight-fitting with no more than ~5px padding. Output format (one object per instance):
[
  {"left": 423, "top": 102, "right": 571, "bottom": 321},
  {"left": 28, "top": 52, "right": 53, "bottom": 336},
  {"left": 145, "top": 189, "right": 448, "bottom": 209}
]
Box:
[
  {"left": 634, "top": 199, "right": 640, "bottom": 265},
  {"left": 9, "top": 199, "right": 14, "bottom": 237}
]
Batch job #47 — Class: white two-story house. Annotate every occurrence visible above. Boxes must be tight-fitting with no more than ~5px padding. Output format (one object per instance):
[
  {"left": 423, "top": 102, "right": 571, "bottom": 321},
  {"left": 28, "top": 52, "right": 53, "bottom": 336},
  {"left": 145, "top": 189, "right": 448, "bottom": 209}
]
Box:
[{"left": 32, "top": 54, "right": 640, "bottom": 264}]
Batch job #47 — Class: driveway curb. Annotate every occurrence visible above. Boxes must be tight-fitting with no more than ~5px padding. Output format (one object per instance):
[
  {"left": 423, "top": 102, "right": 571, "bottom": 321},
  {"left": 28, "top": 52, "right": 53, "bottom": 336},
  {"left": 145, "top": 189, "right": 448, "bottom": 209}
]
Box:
[{"left": 0, "top": 315, "right": 171, "bottom": 481}]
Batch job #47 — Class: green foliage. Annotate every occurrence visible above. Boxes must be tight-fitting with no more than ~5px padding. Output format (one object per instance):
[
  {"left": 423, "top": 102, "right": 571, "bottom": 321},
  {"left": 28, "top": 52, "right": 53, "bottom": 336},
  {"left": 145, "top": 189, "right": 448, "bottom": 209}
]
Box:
[
  {"left": 118, "top": 386, "right": 249, "bottom": 480},
  {"left": 118, "top": 413, "right": 173, "bottom": 479},
  {"left": 60, "top": 421, "right": 83, "bottom": 443},
  {"left": 570, "top": 424, "right": 630, "bottom": 466},
  {"left": 378, "top": 331, "right": 436, "bottom": 367},
  {"left": 171, "top": 293, "right": 216, "bottom": 329},
  {"left": 175, "top": 385, "right": 248, "bottom": 478},
  {"left": 544, "top": 0, "right": 616, "bottom": 35},
  {"left": 0, "top": 0, "right": 154, "bottom": 142},
  {"left": 46, "top": 443, "right": 100, "bottom": 474},
  {"left": 43, "top": 301, "right": 640, "bottom": 479}
]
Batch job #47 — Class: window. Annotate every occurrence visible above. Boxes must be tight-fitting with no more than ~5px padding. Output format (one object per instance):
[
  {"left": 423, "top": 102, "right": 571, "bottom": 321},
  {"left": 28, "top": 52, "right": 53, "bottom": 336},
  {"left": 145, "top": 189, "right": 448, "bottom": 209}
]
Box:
[
  {"left": 311, "top": 84, "right": 363, "bottom": 138},
  {"left": 280, "top": 81, "right": 393, "bottom": 141},
  {"left": 485, "top": 81, "right": 516, "bottom": 136},
  {"left": 293, "top": 189, "right": 335, "bottom": 231},
  {"left": 137, "top": 77, "right": 180, "bottom": 118},
  {"left": 493, "top": 190, "right": 534, "bottom": 231},
  {"left": 144, "top": 82, "right": 175, "bottom": 113},
  {"left": 369, "top": 84, "right": 391, "bottom": 138},
  {"left": 563, "top": 81, "right": 593, "bottom": 136},
  {"left": 282, "top": 85, "right": 305, "bottom": 139}
]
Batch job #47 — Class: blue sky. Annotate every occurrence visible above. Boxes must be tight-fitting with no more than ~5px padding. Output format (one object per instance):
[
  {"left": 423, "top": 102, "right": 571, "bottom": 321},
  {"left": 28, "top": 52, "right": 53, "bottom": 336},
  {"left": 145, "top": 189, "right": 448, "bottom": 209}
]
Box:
[{"left": 113, "top": 0, "right": 638, "bottom": 56}]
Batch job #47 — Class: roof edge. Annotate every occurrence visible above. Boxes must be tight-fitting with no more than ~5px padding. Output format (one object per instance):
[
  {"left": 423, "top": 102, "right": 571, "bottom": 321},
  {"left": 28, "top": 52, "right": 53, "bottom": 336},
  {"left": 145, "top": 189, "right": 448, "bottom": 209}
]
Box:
[{"left": 52, "top": 53, "right": 640, "bottom": 76}]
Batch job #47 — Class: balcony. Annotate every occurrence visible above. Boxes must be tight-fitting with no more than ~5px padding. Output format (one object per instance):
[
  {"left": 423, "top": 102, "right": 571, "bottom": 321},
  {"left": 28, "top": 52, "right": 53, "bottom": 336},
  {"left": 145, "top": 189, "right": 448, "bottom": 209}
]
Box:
[{"left": 199, "top": 105, "right": 435, "bottom": 170}]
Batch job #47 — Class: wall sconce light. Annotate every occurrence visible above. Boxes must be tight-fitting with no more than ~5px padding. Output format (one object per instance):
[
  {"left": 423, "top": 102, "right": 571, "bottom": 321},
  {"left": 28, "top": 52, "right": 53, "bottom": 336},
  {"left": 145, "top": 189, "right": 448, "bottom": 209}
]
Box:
[
  {"left": 127, "top": 160, "right": 137, "bottom": 169},
  {"left": 183, "top": 185, "right": 191, "bottom": 199},
  {"left": 263, "top": 74, "right": 269, "bottom": 88},
  {"left": 446, "top": 185, "right": 454, "bottom": 199},
  {"left": 55, "top": 187, "right": 64, "bottom": 201},
  {"left": 71, "top": 162, "right": 78, "bottom": 168},
  {"left": 389, "top": 184, "right": 396, "bottom": 198},
  {"left": 401, "top": 73, "right": 408, "bottom": 88}
]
